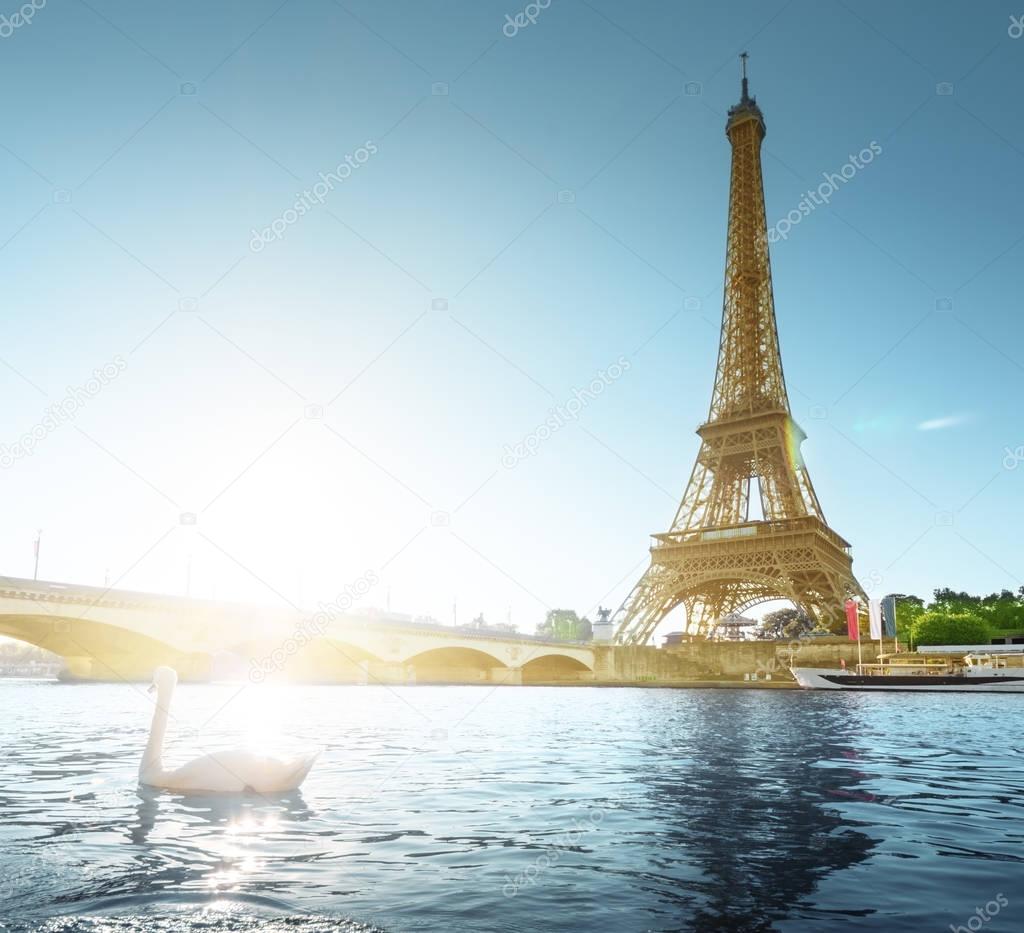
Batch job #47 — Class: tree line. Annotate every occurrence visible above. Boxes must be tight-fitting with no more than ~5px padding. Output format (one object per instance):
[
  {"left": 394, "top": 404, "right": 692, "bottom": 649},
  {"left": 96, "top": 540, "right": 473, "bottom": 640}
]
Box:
[
  {"left": 888, "top": 587, "right": 1024, "bottom": 647},
  {"left": 757, "top": 588, "right": 1024, "bottom": 647}
]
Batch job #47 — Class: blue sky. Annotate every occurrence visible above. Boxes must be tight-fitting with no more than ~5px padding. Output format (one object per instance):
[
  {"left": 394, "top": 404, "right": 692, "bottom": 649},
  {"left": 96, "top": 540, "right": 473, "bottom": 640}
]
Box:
[{"left": 1, "top": 0, "right": 1022, "bottom": 636}]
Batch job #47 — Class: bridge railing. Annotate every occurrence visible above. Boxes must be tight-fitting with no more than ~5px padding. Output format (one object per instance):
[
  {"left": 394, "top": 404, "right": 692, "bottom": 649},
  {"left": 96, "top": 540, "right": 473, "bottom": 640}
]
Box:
[
  {"left": 0, "top": 575, "right": 595, "bottom": 649},
  {"left": 340, "top": 614, "right": 592, "bottom": 647}
]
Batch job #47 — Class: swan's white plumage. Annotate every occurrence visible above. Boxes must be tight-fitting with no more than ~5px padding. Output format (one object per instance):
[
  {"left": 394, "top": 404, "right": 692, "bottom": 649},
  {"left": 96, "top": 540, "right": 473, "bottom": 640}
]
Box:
[{"left": 140, "top": 666, "right": 318, "bottom": 794}]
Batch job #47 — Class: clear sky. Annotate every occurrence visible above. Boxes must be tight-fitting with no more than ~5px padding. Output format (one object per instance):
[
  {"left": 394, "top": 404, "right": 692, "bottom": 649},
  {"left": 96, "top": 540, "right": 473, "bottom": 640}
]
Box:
[{"left": 1, "top": 0, "right": 1022, "bottom": 637}]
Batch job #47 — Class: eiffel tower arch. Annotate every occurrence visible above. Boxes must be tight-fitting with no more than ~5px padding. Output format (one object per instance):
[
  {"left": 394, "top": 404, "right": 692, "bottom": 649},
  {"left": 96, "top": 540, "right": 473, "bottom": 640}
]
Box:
[{"left": 614, "top": 57, "right": 865, "bottom": 645}]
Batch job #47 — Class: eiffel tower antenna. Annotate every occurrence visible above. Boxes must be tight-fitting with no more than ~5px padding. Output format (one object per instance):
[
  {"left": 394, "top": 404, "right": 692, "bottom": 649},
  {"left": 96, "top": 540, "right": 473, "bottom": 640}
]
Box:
[{"left": 613, "top": 63, "right": 865, "bottom": 645}]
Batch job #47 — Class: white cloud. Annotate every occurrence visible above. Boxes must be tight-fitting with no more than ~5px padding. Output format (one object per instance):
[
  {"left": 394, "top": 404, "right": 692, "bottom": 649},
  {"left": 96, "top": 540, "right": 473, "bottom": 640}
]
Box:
[{"left": 917, "top": 414, "right": 969, "bottom": 431}]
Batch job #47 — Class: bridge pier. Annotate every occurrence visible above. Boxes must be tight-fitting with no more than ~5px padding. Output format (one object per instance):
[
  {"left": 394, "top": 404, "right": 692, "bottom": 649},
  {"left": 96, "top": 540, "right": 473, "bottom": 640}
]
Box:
[
  {"left": 365, "top": 660, "right": 416, "bottom": 685},
  {"left": 488, "top": 666, "right": 521, "bottom": 685},
  {"left": 59, "top": 655, "right": 95, "bottom": 681}
]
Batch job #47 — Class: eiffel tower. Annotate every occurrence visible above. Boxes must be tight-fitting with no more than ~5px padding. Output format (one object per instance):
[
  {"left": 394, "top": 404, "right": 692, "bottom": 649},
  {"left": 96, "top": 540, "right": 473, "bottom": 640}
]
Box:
[{"left": 614, "top": 56, "right": 865, "bottom": 644}]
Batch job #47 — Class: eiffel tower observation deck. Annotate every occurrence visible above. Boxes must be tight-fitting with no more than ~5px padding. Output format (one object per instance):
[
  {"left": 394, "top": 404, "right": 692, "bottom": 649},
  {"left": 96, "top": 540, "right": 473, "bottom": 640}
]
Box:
[{"left": 614, "top": 55, "right": 866, "bottom": 645}]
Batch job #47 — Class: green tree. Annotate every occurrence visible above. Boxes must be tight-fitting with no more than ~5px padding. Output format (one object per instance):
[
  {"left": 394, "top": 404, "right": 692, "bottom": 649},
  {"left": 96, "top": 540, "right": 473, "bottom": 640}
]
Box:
[
  {"left": 931, "top": 588, "right": 984, "bottom": 616},
  {"left": 911, "top": 610, "right": 991, "bottom": 647},
  {"left": 925, "top": 588, "right": 1024, "bottom": 633},
  {"left": 886, "top": 594, "right": 924, "bottom": 645},
  {"left": 976, "top": 590, "right": 1024, "bottom": 631},
  {"left": 757, "top": 608, "right": 814, "bottom": 640},
  {"left": 538, "top": 609, "right": 591, "bottom": 641}
]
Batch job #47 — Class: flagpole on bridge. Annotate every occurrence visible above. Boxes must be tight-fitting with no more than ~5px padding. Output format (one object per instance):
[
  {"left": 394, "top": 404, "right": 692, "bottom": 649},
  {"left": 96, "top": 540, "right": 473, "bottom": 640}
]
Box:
[{"left": 33, "top": 529, "right": 42, "bottom": 581}]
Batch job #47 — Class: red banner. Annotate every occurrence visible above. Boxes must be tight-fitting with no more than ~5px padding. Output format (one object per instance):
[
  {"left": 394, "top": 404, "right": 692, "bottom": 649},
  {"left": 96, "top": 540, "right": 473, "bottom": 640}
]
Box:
[{"left": 845, "top": 599, "right": 860, "bottom": 641}]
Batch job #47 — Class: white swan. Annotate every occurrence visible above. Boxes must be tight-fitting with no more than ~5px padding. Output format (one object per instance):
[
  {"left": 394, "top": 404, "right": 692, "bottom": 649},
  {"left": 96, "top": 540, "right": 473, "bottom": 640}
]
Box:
[{"left": 140, "top": 666, "right": 319, "bottom": 794}]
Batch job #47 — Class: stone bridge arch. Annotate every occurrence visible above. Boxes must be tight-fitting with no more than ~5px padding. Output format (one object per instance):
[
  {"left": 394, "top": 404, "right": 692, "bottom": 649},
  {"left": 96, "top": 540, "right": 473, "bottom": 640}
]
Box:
[
  {"left": 403, "top": 646, "right": 508, "bottom": 684},
  {"left": 233, "top": 634, "right": 385, "bottom": 684},
  {"left": 521, "top": 653, "right": 593, "bottom": 683},
  {"left": 0, "top": 613, "right": 209, "bottom": 682}
]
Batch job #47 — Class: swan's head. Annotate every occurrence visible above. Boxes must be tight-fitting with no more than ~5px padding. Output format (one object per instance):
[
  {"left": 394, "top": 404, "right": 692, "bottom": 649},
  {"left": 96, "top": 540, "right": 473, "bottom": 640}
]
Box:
[{"left": 148, "top": 666, "right": 178, "bottom": 695}]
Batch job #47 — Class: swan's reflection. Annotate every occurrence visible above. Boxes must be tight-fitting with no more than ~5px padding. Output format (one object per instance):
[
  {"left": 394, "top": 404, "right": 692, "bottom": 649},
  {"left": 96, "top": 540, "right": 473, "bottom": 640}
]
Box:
[
  {"left": 117, "top": 784, "right": 318, "bottom": 906},
  {"left": 129, "top": 784, "right": 315, "bottom": 845}
]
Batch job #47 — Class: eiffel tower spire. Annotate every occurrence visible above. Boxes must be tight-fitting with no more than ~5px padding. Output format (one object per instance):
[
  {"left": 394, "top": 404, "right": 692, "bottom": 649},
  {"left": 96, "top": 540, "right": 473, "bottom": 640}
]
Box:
[
  {"left": 715, "top": 52, "right": 781, "bottom": 421},
  {"left": 613, "top": 57, "right": 865, "bottom": 644}
]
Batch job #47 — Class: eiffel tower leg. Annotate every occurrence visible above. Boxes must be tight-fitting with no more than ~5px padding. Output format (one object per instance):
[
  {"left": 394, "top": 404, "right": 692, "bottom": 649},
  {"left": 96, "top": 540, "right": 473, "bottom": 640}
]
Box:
[
  {"left": 806, "top": 570, "right": 866, "bottom": 633},
  {"left": 684, "top": 600, "right": 719, "bottom": 637},
  {"left": 613, "top": 566, "right": 682, "bottom": 646}
]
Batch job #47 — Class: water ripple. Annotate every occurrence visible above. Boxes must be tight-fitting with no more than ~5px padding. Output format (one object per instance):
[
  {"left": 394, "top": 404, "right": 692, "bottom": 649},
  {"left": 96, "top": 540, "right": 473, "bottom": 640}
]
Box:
[{"left": 1, "top": 682, "right": 1022, "bottom": 931}]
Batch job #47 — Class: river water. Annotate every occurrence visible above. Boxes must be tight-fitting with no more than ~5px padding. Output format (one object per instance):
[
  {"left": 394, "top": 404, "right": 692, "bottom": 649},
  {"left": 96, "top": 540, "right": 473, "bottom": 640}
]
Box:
[{"left": 0, "top": 680, "right": 1021, "bottom": 932}]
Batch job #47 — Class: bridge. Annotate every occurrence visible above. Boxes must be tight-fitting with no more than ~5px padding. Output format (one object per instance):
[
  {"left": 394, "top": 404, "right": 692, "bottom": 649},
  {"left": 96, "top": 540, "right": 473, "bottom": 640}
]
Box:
[{"left": 0, "top": 576, "right": 602, "bottom": 685}]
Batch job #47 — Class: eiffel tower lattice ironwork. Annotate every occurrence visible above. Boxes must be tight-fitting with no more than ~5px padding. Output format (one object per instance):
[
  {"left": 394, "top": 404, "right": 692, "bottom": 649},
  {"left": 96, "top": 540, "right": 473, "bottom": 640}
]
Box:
[{"left": 614, "top": 56, "right": 865, "bottom": 645}]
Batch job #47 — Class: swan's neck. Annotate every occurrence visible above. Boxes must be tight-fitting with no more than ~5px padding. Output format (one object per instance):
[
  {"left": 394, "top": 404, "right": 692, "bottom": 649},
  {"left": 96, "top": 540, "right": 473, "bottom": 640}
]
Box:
[{"left": 140, "top": 684, "right": 171, "bottom": 783}]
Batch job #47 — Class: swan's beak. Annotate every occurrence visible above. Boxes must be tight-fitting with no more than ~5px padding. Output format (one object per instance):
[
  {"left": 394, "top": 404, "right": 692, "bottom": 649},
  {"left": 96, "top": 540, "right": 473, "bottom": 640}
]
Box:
[{"left": 147, "top": 683, "right": 156, "bottom": 694}]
